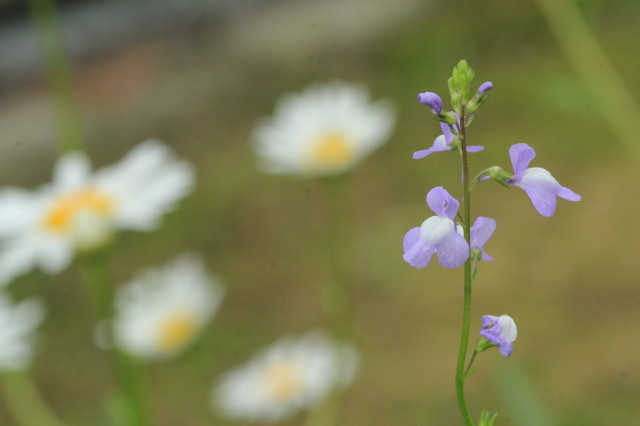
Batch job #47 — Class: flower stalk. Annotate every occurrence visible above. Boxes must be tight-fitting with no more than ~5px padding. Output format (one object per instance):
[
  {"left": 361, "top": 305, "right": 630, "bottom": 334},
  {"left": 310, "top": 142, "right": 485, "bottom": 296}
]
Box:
[
  {"left": 323, "top": 176, "right": 352, "bottom": 339},
  {"left": 407, "top": 60, "right": 579, "bottom": 424},
  {"left": 79, "top": 251, "right": 148, "bottom": 426},
  {"left": 455, "top": 107, "right": 474, "bottom": 426},
  {"left": 0, "top": 371, "right": 64, "bottom": 426},
  {"left": 26, "top": 0, "right": 84, "bottom": 154}
]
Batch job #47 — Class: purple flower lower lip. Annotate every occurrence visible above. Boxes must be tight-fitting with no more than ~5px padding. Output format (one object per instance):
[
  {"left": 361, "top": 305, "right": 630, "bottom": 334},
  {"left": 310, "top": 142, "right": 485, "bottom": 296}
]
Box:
[
  {"left": 480, "top": 315, "right": 517, "bottom": 357},
  {"left": 507, "top": 143, "right": 581, "bottom": 217},
  {"left": 403, "top": 187, "right": 469, "bottom": 269},
  {"left": 413, "top": 117, "right": 484, "bottom": 160},
  {"left": 456, "top": 217, "right": 496, "bottom": 261}
]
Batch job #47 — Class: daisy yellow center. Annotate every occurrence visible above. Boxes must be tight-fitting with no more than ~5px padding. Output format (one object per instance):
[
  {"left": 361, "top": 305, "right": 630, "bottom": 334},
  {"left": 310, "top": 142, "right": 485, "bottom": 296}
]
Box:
[
  {"left": 262, "top": 361, "right": 304, "bottom": 402},
  {"left": 43, "top": 187, "right": 114, "bottom": 232},
  {"left": 311, "top": 132, "right": 354, "bottom": 170},
  {"left": 157, "top": 311, "right": 199, "bottom": 352}
]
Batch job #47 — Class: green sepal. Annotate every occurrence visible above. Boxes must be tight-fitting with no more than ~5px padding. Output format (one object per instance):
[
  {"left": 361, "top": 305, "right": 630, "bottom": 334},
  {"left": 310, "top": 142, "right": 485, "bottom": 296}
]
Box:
[
  {"left": 475, "top": 337, "right": 498, "bottom": 354},
  {"left": 478, "top": 409, "right": 499, "bottom": 425},
  {"left": 485, "top": 166, "right": 515, "bottom": 189},
  {"left": 435, "top": 111, "right": 458, "bottom": 125},
  {"left": 493, "top": 177, "right": 513, "bottom": 189}
]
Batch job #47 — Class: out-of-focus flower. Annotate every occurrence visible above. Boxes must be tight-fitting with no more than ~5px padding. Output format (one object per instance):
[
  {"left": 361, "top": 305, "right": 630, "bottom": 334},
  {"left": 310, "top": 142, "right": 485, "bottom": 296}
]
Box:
[
  {"left": 253, "top": 82, "right": 395, "bottom": 177},
  {"left": 456, "top": 217, "right": 496, "bottom": 261},
  {"left": 0, "top": 294, "right": 45, "bottom": 371},
  {"left": 213, "top": 331, "right": 358, "bottom": 423},
  {"left": 507, "top": 143, "right": 580, "bottom": 217},
  {"left": 403, "top": 187, "right": 469, "bottom": 269},
  {"left": 480, "top": 315, "right": 517, "bottom": 357},
  {"left": 111, "top": 255, "right": 223, "bottom": 359},
  {"left": 0, "top": 140, "right": 194, "bottom": 285}
]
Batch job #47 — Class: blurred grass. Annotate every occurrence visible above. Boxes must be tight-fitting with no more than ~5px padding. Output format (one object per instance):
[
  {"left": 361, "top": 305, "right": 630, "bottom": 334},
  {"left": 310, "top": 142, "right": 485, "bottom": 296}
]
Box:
[{"left": 1, "top": 0, "right": 639, "bottom": 424}]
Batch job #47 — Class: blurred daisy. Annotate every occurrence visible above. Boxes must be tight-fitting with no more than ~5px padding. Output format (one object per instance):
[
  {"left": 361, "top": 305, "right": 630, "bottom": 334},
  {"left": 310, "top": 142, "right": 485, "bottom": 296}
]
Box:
[
  {"left": 213, "top": 331, "right": 358, "bottom": 422},
  {"left": 253, "top": 82, "right": 395, "bottom": 176},
  {"left": 0, "top": 294, "right": 45, "bottom": 372},
  {"left": 0, "top": 140, "right": 194, "bottom": 285},
  {"left": 112, "top": 254, "right": 224, "bottom": 359}
]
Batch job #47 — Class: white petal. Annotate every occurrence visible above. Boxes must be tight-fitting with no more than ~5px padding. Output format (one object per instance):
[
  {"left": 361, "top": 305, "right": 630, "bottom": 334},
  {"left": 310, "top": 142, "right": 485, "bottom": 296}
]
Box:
[
  {"left": 53, "top": 152, "right": 92, "bottom": 190},
  {"left": 419, "top": 216, "right": 454, "bottom": 244}
]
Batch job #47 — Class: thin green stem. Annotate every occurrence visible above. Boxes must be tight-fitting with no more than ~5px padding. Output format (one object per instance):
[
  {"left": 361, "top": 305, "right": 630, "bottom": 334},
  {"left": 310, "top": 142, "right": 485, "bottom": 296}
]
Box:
[
  {"left": 323, "top": 176, "right": 351, "bottom": 338},
  {"left": 27, "top": 0, "right": 84, "bottom": 154},
  {"left": 463, "top": 348, "right": 479, "bottom": 378},
  {"left": 0, "top": 371, "right": 65, "bottom": 426},
  {"left": 307, "top": 176, "right": 352, "bottom": 426},
  {"left": 79, "top": 251, "right": 148, "bottom": 426},
  {"left": 455, "top": 107, "right": 474, "bottom": 426}
]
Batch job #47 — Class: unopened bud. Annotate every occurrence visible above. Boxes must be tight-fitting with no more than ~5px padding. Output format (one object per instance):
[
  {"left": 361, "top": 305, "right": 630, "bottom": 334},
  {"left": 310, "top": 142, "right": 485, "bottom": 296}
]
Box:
[{"left": 417, "top": 92, "right": 442, "bottom": 114}]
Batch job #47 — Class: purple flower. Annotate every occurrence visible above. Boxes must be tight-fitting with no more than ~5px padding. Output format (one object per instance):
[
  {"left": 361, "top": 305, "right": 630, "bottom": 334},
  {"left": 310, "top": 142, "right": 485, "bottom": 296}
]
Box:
[
  {"left": 417, "top": 92, "right": 442, "bottom": 114},
  {"left": 413, "top": 118, "right": 484, "bottom": 160},
  {"left": 480, "top": 315, "right": 517, "bottom": 357},
  {"left": 456, "top": 217, "right": 496, "bottom": 261},
  {"left": 508, "top": 143, "right": 581, "bottom": 217},
  {"left": 403, "top": 187, "right": 469, "bottom": 269},
  {"left": 478, "top": 81, "right": 493, "bottom": 95}
]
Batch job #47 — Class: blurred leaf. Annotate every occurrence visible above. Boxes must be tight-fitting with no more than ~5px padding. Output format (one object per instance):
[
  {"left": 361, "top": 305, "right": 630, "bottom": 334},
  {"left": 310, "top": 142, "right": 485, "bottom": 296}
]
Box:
[{"left": 493, "top": 362, "right": 555, "bottom": 426}]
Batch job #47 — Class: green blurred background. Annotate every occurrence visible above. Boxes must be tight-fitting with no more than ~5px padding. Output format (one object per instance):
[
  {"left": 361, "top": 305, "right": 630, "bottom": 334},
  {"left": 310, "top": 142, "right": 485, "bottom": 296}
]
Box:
[{"left": 0, "top": 0, "right": 639, "bottom": 424}]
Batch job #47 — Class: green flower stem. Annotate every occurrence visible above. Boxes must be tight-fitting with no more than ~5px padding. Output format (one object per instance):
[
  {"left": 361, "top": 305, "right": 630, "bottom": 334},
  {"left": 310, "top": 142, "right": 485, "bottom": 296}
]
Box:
[
  {"left": 111, "top": 352, "right": 148, "bottom": 426},
  {"left": 79, "top": 251, "right": 148, "bottom": 426},
  {"left": 463, "top": 348, "right": 479, "bottom": 378},
  {"left": 307, "top": 176, "right": 352, "bottom": 426},
  {"left": 0, "top": 371, "right": 64, "bottom": 426},
  {"left": 455, "top": 108, "right": 474, "bottom": 426},
  {"left": 323, "top": 176, "right": 352, "bottom": 338},
  {"left": 27, "top": 0, "right": 84, "bottom": 154}
]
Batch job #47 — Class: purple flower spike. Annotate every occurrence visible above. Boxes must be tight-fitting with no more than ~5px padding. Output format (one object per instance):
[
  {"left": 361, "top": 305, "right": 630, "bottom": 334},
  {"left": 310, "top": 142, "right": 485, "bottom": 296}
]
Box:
[
  {"left": 413, "top": 119, "right": 484, "bottom": 160},
  {"left": 478, "top": 81, "right": 493, "bottom": 95},
  {"left": 417, "top": 92, "right": 442, "bottom": 114},
  {"left": 403, "top": 187, "right": 469, "bottom": 269},
  {"left": 507, "top": 143, "right": 581, "bottom": 217},
  {"left": 480, "top": 315, "right": 517, "bottom": 357},
  {"left": 457, "top": 217, "right": 496, "bottom": 261}
]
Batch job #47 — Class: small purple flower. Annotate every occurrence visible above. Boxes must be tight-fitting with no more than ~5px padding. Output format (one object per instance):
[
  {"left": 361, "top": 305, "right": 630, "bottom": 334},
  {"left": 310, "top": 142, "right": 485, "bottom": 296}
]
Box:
[
  {"left": 403, "top": 187, "right": 469, "bottom": 269},
  {"left": 417, "top": 92, "right": 442, "bottom": 114},
  {"left": 480, "top": 315, "right": 517, "bottom": 357},
  {"left": 478, "top": 81, "right": 493, "bottom": 95},
  {"left": 413, "top": 118, "right": 484, "bottom": 160},
  {"left": 456, "top": 217, "right": 496, "bottom": 261},
  {"left": 507, "top": 143, "right": 581, "bottom": 217}
]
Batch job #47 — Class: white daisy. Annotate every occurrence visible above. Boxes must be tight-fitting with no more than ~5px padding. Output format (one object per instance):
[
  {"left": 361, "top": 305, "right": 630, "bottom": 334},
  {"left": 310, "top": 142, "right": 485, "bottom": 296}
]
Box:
[
  {"left": 213, "top": 331, "right": 358, "bottom": 422},
  {"left": 0, "top": 140, "right": 194, "bottom": 285},
  {"left": 112, "top": 254, "right": 224, "bottom": 359},
  {"left": 0, "top": 294, "right": 45, "bottom": 372},
  {"left": 253, "top": 82, "right": 395, "bottom": 176}
]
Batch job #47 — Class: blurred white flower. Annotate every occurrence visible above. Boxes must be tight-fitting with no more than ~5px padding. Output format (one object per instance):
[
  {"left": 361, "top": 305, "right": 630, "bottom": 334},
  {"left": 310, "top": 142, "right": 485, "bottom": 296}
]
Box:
[
  {"left": 0, "top": 140, "right": 194, "bottom": 285},
  {"left": 253, "top": 82, "right": 395, "bottom": 177},
  {"left": 0, "top": 294, "right": 45, "bottom": 372},
  {"left": 213, "top": 331, "right": 358, "bottom": 422},
  {"left": 112, "top": 254, "right": 223, "bottom": 359}
]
